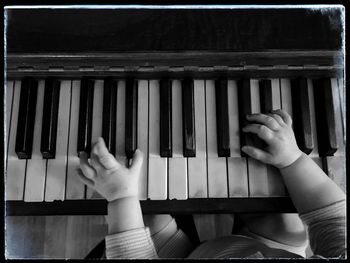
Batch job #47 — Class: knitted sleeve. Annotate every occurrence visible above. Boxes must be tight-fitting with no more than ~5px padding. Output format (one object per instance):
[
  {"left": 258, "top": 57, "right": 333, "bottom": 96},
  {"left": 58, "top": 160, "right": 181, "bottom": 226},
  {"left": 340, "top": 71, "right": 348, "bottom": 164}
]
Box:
[
  {"left": 105, "top": 227, "right": 158, "bottom": 259},
  {"left": 300, "top": 199, "right": 346, "bottom": 258}
]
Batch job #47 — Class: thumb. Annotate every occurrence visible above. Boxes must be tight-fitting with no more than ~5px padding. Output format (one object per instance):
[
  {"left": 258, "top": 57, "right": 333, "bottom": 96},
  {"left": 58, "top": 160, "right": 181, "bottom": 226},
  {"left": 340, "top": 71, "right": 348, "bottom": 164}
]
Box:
[
  {"left": 94, "top": 137, "right": 121, "bottom": 170},
  {"left": 130, "top": 149, "right": 143, "bottom": 172}
]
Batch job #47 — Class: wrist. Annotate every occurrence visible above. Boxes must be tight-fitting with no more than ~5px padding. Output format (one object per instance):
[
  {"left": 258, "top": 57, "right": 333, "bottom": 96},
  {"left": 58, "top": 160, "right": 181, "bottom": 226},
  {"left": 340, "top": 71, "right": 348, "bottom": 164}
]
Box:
[
  {"left": 107, "top": 196, "right": 144, "bottom": 234},
  {"left": 107, "top": 191, "right": 139, "bottom": 202},
  {"left": 108, "top": 196, "right": 139, "bottom": 208},
  {"left": 279, "top": 151, "right": 305, "bottom": 170}
]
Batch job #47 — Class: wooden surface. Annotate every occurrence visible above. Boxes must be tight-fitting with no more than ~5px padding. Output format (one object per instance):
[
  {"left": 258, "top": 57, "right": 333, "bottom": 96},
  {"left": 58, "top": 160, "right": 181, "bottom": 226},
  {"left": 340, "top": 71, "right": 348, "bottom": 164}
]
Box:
[
  {"left": 5, "top": 214, "right": 234, "bottom": 259},
  {"left": 5, "top": 214, "right": 313, "bottom": 258},
  {"left": 6, "top": 8, "right": 342, "bottom": 53},
  {"left": 5, "top": 215, "right": 107, "bottom": 259}
]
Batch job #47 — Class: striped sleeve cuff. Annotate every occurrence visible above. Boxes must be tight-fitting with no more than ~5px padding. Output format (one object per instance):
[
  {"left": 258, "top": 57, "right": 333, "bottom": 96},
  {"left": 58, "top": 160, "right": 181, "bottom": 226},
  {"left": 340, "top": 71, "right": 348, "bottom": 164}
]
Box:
[
  {"left": 300, "top": 199, "right": 346, "bottom": 225},
  {"left": 157, "top": 229, "right": 195, "bottom": 258},
  {"left": 105, "top": 227, "right": 158, "bottom": 259}
]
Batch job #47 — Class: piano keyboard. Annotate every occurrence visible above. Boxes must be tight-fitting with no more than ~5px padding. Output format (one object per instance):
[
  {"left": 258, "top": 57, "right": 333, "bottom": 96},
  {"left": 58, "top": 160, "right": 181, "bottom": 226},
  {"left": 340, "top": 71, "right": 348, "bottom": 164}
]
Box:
[{"left": 5, "top": 77, "right": 345, "bottom": 204}]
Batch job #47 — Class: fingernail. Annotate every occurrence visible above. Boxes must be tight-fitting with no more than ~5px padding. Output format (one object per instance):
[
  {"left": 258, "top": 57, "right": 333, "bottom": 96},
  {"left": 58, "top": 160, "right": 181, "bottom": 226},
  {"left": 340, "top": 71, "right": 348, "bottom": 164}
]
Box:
[{"left": 79, "top": 151, "right": 87, "bottom": 158}]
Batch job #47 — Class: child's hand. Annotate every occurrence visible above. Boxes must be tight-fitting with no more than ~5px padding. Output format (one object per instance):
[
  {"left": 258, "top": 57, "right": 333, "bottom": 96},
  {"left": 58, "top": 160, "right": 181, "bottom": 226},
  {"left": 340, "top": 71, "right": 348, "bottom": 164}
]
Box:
[
  {"left": 242, "top": 109, "right": 303, "bottom": 169},
  {"left": 78, "top": 137, "right": 143, "bottom": 202}
]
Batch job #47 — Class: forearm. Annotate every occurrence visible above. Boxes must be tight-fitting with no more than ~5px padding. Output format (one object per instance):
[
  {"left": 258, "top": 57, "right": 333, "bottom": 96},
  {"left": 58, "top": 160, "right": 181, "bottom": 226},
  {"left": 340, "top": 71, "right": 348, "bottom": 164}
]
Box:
[
  {"left": 280, "top": 153, "right": 345, "bottom": 214},
  {"left": 106, "top": 197, "right": 144, "bottom": 234}
]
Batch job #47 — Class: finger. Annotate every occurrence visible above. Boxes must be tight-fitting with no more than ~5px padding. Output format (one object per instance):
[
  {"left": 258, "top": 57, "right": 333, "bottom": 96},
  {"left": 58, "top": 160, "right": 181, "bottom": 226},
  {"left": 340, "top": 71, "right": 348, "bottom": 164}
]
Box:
[
  {"left": 242, "top": 124, "right": 274, "bottom": 141},
  {"left": 246, "top": 113, "right": 280, "bottom": 131},
  {"left": 241, "top": 146, "right": 271, "bottom": 163},
  {"left": 90, "top": 152, "right": 105, "bottom": 172},
  {"left": 130, "top": 149, "right": 144, "bottom": 172},
  {"left": 267, "top": 113, "right": 284, "bottom": 126},
  {"left": 92, "top": 137, "right": 122, "bottom": 170},
  {"left": 271, "top": 109, "right": 292, "bottom": 126},
  {"left": 79, "top": 152, "right": 97, "bottom": 179},
  {"left": 76, "top": 168, "right": 95, "bottom": 188}
]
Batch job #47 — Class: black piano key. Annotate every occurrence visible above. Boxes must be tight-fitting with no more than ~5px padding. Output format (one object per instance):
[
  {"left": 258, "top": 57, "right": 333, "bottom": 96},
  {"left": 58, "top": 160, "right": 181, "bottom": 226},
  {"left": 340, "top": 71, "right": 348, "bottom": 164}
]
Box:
[
  {"left": 77, "top": 78, "right": 94, "bottom": 156},
  {"left": 159, "top": 78, "right": 172, "bottom": 157},
  {"left": 313, "top": 78, "right": 338, "bottom": 156},
  {"left": 182, "top": 78, "right": 196, "bottom": 157},
  {"left": 15, "top": 78, "right": 38, "bottom": 159},
  {"left": 125, "top": 78, "right": 138, "bottom": 159},
  {"left": 102, "top": 77, "right": 117, "bottom": 156},
  {"left": 259, "top": 79, "right": 273, "bottom": 113},
  {"left": 40, "top": 78, "right": 60, "bottom": 159},
  {"left": 291, "top": 78, "right": 314, "bottom": 154},
  {"left": 215, "top": 79, "right": 230, "bottom": 157}
]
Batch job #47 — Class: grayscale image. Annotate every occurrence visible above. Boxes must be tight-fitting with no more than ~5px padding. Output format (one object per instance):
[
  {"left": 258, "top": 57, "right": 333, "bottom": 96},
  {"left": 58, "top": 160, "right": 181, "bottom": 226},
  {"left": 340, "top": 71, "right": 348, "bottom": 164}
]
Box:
[{"left": 4, "top": 4, "right": 346, "bottom": 259}]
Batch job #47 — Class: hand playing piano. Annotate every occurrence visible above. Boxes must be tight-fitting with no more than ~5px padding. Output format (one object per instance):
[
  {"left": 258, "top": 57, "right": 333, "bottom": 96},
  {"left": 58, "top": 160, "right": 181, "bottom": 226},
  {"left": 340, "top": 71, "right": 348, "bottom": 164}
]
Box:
[
  {"left": 78, "top": 137, "right": 144, "bottom": 202},
  {"left": 242, "top": 109, "right": 303, "bottom": 169}
]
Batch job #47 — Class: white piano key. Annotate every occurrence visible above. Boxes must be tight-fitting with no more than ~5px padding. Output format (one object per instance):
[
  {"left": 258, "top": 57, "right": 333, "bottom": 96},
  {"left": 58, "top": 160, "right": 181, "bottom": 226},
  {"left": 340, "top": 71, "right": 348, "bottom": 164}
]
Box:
[
  {"left": 280, "top": 79, "right": 293, "bottom": 119},
  {"left": 45, "top": 80, "right": 71, "bottom": 201},
  {"left": 148, "top": 157, "right": 167, "bottom": 200},
  {"left": 168, "top": 80, "right": 187, "bottom": 200},
  {"left": 307, "top": 79, "right": 323, "bottom": 171},
  {"left": 65, "top": 80, "right": 85, "bottom": 200},
  {"left": 325, "top": 78, "right": 346, "bottom": 192},
  {"left": 335, "top": 77, "right": 345, "bottom": 149},
  {"left": 148, "top": 80, "right": 167, "bottom": 200},
  {"left": 227, "top": 80, "right": 248, "bottom": 197},
  {"left": 6, "top": 81, "right": 14, "bottom": 168},
  {"left": 137, "top": 80, "right": 149, "bottom": 200},
  {"left": 188, "top": 158, "right": 207, "bottom": 198},
  {"left": 24, "top": 80, "right": 47, "bottom": 202},
  {"left": 207, "top": 157, "right": 227, "bottom": 197},
  {"left": 205, "top": 80, "right": 228, "bottom": 198},
  {"left": 188, "top": 80, "right": 207, "bottom": 198},
  {"left": 227, "top": 80, "right": 241, "bottom": 157},
  {"left": 168, "top": 158, "right": 187, "bottom": 200},
  {"left": 194, "top": 80, "right": 207, "bottom": 158},
  {"left": 338, "top": 78, "right": 345, "bottom": 127},
  {"left": 305, "top": 79, "right": 323, "bottom": 170},
  {"left": 6, "top": 80, "right": 27, "bottom": 200},
  {"left": 115, "top": 80, "right": 127, "bottom": 165},
  {"left": 271, "top": 78, "right": 281, "bottom": 109},
  {"left": 247, "top": 79, "right": 270, "bottom": 197},
  {"left": 86, "top": 80, "right": 104, "bottom": 199},
  {"left": 227, "top": 157, "right": 249, "bottom": 197}
]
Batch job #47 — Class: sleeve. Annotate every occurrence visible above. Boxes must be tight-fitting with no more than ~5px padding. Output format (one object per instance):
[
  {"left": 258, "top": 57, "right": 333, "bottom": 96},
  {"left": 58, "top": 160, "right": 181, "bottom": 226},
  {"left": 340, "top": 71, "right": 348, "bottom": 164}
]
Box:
[
  {"left": 151, "top": 218, "right": 195, "bottom": 258},
  {"left": 105, "top": 227, "right": 158, "bottom": 259},
  {"left": 300, "top": 199, "right": 346, "bottom": 258}
]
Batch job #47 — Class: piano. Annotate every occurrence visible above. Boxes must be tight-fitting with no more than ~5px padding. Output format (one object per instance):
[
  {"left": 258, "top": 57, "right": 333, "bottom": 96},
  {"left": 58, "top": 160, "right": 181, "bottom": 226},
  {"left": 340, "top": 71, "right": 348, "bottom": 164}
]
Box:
[{"left": 5, "top": 7, "right": 346, "bottom": 215}]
